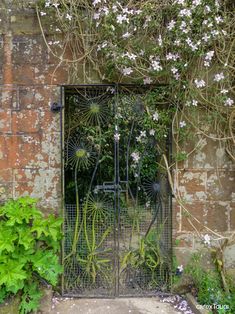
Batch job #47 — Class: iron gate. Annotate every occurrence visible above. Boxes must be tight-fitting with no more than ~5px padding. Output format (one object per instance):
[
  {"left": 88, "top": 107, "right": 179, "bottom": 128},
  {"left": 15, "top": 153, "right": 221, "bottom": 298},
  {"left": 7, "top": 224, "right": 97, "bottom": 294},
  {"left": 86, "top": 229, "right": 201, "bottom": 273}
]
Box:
[{"left": 62, "top": 84, "right": 172, "bottom": 297}]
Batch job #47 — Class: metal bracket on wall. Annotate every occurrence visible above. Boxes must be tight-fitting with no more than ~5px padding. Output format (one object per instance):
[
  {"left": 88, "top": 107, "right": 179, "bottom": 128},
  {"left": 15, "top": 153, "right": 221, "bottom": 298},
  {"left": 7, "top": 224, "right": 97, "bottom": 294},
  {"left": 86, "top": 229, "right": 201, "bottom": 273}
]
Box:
[{"left": 50, "top": 102, "right": 64, "bottom": 112}]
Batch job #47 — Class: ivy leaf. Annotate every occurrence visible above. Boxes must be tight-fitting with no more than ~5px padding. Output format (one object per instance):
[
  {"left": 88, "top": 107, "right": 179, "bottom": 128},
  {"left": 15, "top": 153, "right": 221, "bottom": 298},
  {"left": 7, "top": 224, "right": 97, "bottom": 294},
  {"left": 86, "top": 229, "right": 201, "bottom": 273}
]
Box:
[
  {"left": 0, "top": 260, "right": 27, "bottom": 293},
  {"left": 30, "top": 250, "right": 62, "bottom": 286},
  {"left": 0, "top": 223, "right": 17, "bottom": 253}
]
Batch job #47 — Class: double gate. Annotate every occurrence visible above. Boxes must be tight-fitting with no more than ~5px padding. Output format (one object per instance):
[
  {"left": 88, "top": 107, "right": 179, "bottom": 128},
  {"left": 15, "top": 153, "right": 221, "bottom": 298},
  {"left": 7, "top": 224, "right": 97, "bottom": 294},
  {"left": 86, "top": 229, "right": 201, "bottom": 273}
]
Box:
[{"left": 62, "top": 85, "right": 172, "bottom": 297}]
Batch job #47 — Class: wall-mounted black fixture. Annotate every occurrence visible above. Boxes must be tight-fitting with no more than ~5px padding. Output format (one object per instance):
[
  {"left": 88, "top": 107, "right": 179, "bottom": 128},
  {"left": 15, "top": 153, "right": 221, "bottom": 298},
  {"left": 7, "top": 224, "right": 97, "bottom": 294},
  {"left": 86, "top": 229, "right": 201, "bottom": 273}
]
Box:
[{"left": 51, "top": 102, "right": 63, "bottom": 112}]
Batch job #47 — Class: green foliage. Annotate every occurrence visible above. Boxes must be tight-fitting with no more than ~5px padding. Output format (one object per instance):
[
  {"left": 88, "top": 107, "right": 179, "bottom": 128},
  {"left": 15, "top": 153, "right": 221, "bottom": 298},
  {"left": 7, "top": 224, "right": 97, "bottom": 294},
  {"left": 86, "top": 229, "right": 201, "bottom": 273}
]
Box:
[
  {"left": 185, "top": 253, "right": 235, "bottom": 314},
  {"left": 0, "top": 197, "right": 63, "bottom": 313}
]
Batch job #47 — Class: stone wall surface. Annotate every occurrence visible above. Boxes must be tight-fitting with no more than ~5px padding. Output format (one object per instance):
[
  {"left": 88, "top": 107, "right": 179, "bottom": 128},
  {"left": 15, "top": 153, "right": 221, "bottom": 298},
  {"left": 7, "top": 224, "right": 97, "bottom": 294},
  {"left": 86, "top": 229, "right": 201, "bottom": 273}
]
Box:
[
  {"left": 0, "top": 4, "right": 66, "bottom": 211},
  {"left": 0, "top": 3, "right": 234, "bottom": 269}
]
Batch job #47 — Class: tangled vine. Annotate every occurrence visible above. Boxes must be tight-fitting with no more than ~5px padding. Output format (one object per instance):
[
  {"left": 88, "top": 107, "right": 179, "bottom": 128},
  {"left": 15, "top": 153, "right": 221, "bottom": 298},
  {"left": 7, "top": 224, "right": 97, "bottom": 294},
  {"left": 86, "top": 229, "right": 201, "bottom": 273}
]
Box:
[{"left": 16, "top": 1, "right": 235, "bottom": 245}]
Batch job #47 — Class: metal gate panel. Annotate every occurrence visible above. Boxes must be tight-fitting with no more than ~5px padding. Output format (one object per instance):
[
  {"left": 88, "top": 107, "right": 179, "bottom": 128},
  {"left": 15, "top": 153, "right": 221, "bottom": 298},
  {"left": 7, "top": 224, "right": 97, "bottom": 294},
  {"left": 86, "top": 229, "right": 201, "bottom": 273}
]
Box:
[{"left": 62, "top": 84, "right": 172, "bottom": 297}]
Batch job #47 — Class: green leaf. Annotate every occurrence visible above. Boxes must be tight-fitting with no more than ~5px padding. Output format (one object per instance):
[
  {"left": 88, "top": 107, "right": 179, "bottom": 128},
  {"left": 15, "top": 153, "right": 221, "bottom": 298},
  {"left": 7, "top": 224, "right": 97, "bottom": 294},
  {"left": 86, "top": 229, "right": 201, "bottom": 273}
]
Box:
[
  {"left": 0, "top": 222, "right": 17, "bottom": 253},
  {"left": 30, "top": 250, "right": 62, "bottom": 286},
  {"left": 1, "top": 197, "right": 42, "bottom": 225},
  {"left": 46, "top": 215, "right": 63, "bottom": 241},
  {"left": 19, "top": 282, "right": 42, "bottom": 314},
  {"left": 16, "top": 225, "right": 35, "bottom": 250},
  {"left": 0, "top": 260, "right": 27, "bottom": 293},
  {"left": 31, "top": 218, "right": 48, "bottom": 238},
  {"left": 0, "top": 286, "right": 8, "bottom": 304}
]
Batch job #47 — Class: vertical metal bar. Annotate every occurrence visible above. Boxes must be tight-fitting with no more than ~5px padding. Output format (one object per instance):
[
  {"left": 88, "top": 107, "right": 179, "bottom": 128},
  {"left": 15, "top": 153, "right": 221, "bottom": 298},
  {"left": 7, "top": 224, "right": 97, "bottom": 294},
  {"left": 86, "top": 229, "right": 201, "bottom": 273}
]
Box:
[
  {"left": 116, "top": 83, "right": 121, "bottom": 297},
  {"left": 60, "top": 86, "right": 65, "bottom": 295},
  {"left": 167, "top": 121, "right": 173, "bottom": 287},
  {"left": 113, "top": 83, "right": 120, "bottom": 296}
]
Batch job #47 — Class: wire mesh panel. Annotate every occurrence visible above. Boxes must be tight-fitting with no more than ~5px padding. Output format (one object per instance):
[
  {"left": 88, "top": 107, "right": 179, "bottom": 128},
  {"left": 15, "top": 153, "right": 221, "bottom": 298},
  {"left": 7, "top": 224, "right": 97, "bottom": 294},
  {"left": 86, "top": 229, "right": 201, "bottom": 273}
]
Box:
[{"left": 62, "top": 84, "right": 172, "bottom": 297}]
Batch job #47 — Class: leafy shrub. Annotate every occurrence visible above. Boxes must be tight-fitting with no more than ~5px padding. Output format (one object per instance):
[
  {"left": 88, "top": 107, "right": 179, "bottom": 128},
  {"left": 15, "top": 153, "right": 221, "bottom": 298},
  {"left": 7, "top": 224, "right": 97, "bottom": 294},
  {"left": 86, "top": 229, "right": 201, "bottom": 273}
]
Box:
[
  {"left": 0, "top": 197, "right": 63, "bottom": 313},
  {"left": 185, "top": 253, "right": 235, "bottom": 314}
]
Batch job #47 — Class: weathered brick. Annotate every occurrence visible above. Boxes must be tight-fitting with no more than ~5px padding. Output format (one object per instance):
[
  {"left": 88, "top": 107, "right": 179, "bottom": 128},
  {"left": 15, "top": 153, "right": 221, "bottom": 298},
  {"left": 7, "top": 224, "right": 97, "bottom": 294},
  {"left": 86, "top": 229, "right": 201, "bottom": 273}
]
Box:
[
  {"left": 19, "top": 86, "right": 59, "bottom": 110},
  {"left": 230, "top": 202, "right": 235, "bottom": 231},
  {"left": 0, "top": 87, "right": 19, "bottom": 109},
  {"left": 181, "top": 202, "right": 206, "bottom": 232},
  {"left": 0, "top": 109, "right": 11, "bottom": 133},
  {"left": 0, "top": 134, "right": 49, "bottom": 169},
  {"left": 206, "top": 170, "right": 235, "bottom": 201},
  {"left": 205, "top": 201, "right": 229, "bottom": 232},
  {"left": 12, "top": 109, "right": 40, "bottom": 133},
  {"left": 40, "top": 110, "right": 60, "bottom": 133},
  {"left": 0, "top": 182, "right": 13, "bottom": 202},
  {"left": 13, "top": 64, "right": 35, "bottom": 85},
  {"left": 13, "top": 168, "right": 61, "bottom": 200},
  {"left": 178, "top": 170, "right": 207, "bottom": 201},
  {"left": 0, "top": 168, "right": 13, "bottom": 182}
]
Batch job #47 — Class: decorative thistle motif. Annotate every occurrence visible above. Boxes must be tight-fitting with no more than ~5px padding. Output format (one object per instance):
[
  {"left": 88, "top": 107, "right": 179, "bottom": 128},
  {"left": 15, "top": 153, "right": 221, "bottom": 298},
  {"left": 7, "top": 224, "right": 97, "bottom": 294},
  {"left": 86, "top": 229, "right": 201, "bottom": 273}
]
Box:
[
  {"left": 143, "top": 179, "right": 161, "bottom": 200},
  {"left": 67, "top": 137, "right": 96, "bottom": 170},
  {"left": 76, "top": 97, "right": 110, "bottom": 126}
]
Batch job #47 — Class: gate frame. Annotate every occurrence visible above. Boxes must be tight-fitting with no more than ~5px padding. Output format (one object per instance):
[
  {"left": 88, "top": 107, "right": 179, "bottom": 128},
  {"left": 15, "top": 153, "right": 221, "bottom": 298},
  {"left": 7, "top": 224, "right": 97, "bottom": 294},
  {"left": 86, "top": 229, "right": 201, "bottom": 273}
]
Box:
[{"left": 59, "top": 84, "right": 173, "bottom": 298}]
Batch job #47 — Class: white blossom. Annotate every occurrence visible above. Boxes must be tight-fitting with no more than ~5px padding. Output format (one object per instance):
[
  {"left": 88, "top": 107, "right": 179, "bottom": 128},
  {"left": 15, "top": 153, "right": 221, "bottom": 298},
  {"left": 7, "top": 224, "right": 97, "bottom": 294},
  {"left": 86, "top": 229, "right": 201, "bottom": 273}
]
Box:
[
  {"left": 117, "top": 14, "right": 129, "bottom": 24},
  {"left": 220, "top": 89, "right": 228, "bottom": 94},
  {"left": 194, "top": 79, "right": 206, "bottom": 88},
  {"left": 66, "top": 13, "right": 72, "bottom": 21},
  {"left": 153, "top": 112, "right": 159, "bottom": 121},
  {"left": 202, "top": 34, "right": 210, "bottom": 42},
  {"left": 224, "top": 98, "right": 234, "bottom": 106},
  {"left": 40, "top": 11, "right": 46, "bottom": 16},
  {"left": 149, "top": 129, "right": 155, "bottom": 136},
  {"left": 179, "top": 9, "right": 192, "bottom": 18},
  {"left": 143, "top": 77, "right": 153, "bottom": 85},
  {"left": 122, "top": 67, "right": 133, "bottom": 76},
  {"left": 174, "top": 73, "right": 180, "bottom": 80},
  {"left": 180, "top": 121, "right": 186, "bottom": 128},
  {"left": 167, "top": 20, "right": 176, "bottom": 31},
  {"left": 102, "top": 6, "right": 109, "bottom": 15},
  {"left": 114, "top": 133, "right": 120, "bottom": 142},
  {"left": 93, "top": 13, "right": 100, "bottom": 20},
  {"left": 177, "top": 265, "right": 184, "bottom": 272},
  {"left": 166, "top": 53, "right": 180, "bottom": 61},
  {"left": 171, "top": 67, "right": 178, "bottom": 74},
  {"left": 112, "top": 5, "right": 118, "bottom": 12},
  {"left": 185, "top": 101, "right": 191, "bottom": 107},
  {"left": 151, "top": 60, "right": 162, "bottom": 72},
  {"left": 215, "top": 16, "right": 223, "bottom": 24},
  {"left": 205, "top": 50, "right": 214, "bottom": 61},
  {"left": 205, "top": 5, "right": 211, "bottom": 13},
  {"left": 192, "top": 100, "right": 198, "bottom": 106},
  {"left": 203, "top": 234, "right": 211, "bottom": 245},
  {"left": 122, "top": 32, "right": 131, "bottom": 39},
  {"left": 45, "top": 1, "right": 51, "bottom": 7},
  {"left": 214, "top": 72, "right": 225, "bottom": 82},
  {"left": 192, "top": 0, "right": 201, "bottom": 6},
  {"left": 131, "top": 151, "right": 140, "bottom": 163},
  {"left": 123, "top": 52, "right": 137, "bottom": 60},
  {"left": 93, "top": 0, "right": 102, "bottom": 6},
  {"left": 52, "top": 2, "right": 59, "bottom": 8},
  {"left": 174, "top": 0, "right": 186, "bottom": 5},
  {"left": 158, "top": 35, "right": 163, "bottom": 47}
]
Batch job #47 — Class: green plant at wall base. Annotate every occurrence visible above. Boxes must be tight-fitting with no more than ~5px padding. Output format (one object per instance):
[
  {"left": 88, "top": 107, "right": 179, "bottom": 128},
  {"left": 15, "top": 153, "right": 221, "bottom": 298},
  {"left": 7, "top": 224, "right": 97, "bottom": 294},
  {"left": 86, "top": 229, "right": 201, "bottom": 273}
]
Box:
[
  {"left": 0, "top": 197, "right": 63, "bottom": 314},
  {"left": 185, "top": 253, "right": 235, "bottom": 314}
]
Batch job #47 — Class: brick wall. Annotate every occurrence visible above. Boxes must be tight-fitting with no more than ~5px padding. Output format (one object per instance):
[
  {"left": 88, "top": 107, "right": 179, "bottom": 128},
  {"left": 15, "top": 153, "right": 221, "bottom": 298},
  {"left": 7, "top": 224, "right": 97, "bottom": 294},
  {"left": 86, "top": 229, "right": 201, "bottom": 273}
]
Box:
[{"left": 0, "top": 5, "right": 234, "bottom": 269}]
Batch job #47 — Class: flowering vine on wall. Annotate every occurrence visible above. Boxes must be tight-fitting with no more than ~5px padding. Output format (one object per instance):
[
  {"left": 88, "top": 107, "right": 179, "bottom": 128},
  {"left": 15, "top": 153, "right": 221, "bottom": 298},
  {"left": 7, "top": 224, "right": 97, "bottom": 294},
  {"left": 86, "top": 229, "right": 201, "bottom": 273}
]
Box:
[{"left": 34, "top": 1, "right": 235, "bottom": 244}]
